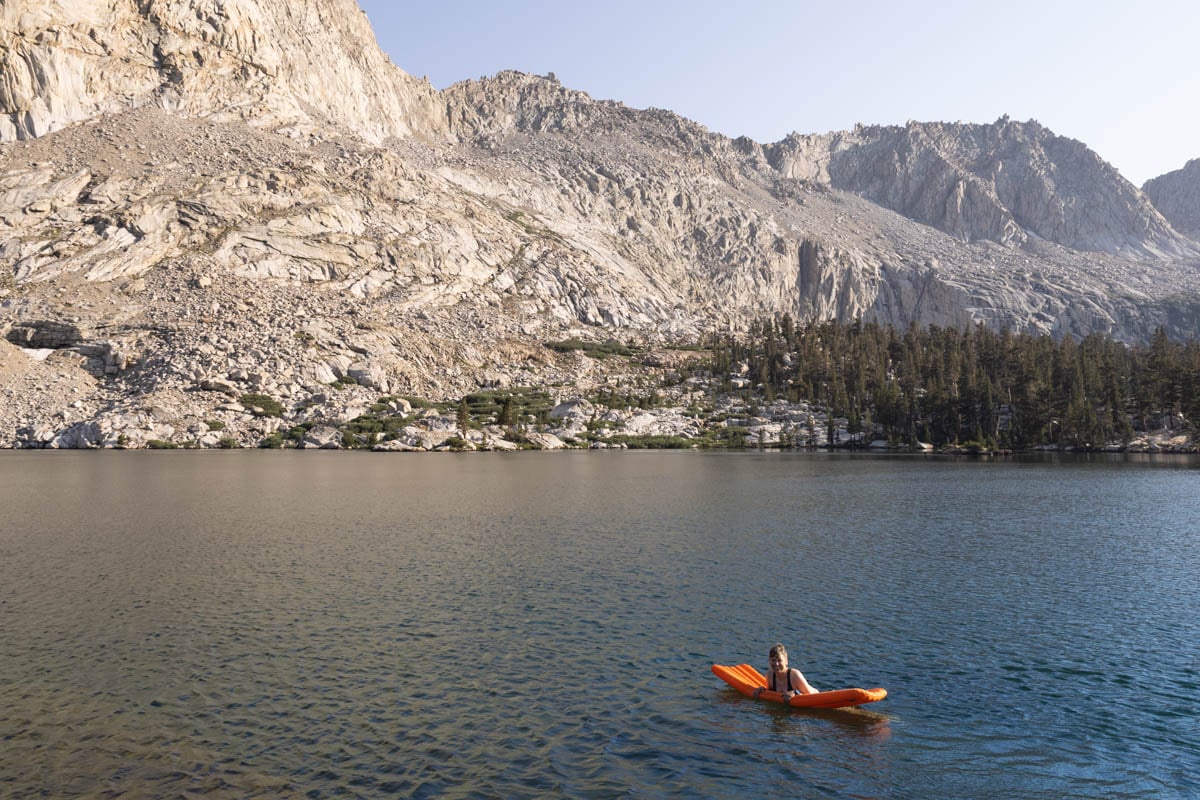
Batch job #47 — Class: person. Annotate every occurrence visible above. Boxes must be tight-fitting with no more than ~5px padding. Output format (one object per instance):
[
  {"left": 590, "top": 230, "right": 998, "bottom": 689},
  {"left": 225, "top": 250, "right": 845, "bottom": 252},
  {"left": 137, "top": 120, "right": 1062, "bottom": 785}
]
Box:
[{"left": 755, "top": 642, "right": 818, "bottom": 699}]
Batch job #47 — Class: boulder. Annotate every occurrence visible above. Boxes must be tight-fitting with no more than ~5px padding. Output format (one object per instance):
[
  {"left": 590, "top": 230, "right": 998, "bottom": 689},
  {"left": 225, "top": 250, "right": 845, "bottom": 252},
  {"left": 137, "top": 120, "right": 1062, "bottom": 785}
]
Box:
[
  {"left": 301, "top": 425, "right": 343, "bottom": 449},
  {"left": 348, "top": 361, "right": 390, "bottom": 392},
  {"left": 523, "top": 431, "right": 566, "bottom": 450},
  {"left": 550, "top": 398, "right": 594, "bottom": 421},
  {"left": 5, "top": 320, "right": 88, "bottom": 349},
  {"left": 198, "top": 378, "right": 241, "bottom": 396},
  {"left": 373, "top": 439, "right": 420, "bottom": 451},
  {"left": 51, "top": 421, "right": 103, "bottom": 448}
]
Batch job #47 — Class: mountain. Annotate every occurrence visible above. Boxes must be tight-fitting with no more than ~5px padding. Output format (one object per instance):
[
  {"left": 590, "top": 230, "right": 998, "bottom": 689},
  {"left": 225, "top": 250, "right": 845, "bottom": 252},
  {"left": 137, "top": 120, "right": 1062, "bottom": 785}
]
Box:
[
  {"left": 3, "top": 0, "right": 1200, "bottom": 446},
  {"left": 1144, "top": 159, "right": 1200, "bottom": 239},
  {"left": 766, "top": 119, "right": 1192, "bottom": 258}
]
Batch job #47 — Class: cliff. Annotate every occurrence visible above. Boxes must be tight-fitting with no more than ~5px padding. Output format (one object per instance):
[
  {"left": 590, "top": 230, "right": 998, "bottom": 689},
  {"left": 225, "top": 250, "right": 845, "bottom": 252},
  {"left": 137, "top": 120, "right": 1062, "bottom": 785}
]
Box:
[
  {"left": 1144, "top": 159, "right": 1200, "bottom": 238},
  {"left": 0, "top": 0, "right": 446, "bottom": 142}
]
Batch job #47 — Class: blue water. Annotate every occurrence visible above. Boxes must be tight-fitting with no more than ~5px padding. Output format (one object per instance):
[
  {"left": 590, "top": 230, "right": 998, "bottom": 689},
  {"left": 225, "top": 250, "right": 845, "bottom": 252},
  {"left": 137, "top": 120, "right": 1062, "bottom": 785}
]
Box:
[{"left": 1, "top": 451, "right": 1198, "bottom": 798}]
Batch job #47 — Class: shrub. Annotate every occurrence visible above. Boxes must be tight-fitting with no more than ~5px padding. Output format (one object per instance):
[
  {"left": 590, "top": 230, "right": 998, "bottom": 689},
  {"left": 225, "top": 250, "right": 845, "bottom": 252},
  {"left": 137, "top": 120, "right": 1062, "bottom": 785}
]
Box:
[
  {"left": 239, "top": 393, "right": 284, "bottom": 417},
  {"left": 545, "top": 338, "right": 634, "bottom": 358},
  {"left": 461, "top": 388, "right": 552, "bottom": 424},
  {"left": 218, "top": 436, "right": 240, "bottom": 449},
  {"left": 287, "top": 425, "right": 311, "bottom": 442},
  {"left": 345, "top": 415, "right": 385, "bottom": 434},
  {"left": 605, "top": 435, "right": 693, "bottom": 449},
  {"left": 206, "top": 419, "right": 225, "bottom": 431},
  {"left": 146, "top": 439, "right": 178, "bottom": 449}
]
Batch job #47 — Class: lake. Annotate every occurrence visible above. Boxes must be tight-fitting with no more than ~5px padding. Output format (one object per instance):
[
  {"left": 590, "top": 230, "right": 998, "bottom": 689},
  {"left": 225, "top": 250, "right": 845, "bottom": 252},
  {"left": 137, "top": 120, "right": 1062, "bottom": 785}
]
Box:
[{"left": 1, "top": 451, "right": 1198, "bottom": 798}]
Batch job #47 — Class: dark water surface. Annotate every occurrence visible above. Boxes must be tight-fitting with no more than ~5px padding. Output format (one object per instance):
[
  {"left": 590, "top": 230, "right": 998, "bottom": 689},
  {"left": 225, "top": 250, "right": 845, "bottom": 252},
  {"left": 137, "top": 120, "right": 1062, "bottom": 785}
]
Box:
[{"left": 1, "top": 451, "right": 1198, "bottom": 799}]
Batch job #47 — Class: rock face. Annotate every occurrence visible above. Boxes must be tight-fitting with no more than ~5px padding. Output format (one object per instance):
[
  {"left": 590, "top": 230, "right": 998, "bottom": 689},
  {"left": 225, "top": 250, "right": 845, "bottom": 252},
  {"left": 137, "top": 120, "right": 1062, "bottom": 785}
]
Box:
[
  {"left": 3, "top": 1, "right": 1200, "bottom": 446},
  {"left": 764, "top": 119, "right": 1192, "bottom": 257},
  {"left": 0, "top": 0, "right": 446, "bottom": 143},
  {"left": 1144, "top": 159, "right": 1200, "bottom": 238}
]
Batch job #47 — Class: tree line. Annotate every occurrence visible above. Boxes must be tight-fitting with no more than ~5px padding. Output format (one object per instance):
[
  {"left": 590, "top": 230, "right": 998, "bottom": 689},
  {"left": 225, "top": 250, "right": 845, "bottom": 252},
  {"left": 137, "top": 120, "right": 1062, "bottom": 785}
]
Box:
[{"left": 705, "top": 317, "right": 1200, "bottom": 449}]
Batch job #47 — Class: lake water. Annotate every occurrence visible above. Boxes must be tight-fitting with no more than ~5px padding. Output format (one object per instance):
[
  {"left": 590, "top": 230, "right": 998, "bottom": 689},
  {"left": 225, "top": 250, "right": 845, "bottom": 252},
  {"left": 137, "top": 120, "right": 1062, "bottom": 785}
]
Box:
[{"left": 1, "top": 451, "right": 1198, "bottom": 799}]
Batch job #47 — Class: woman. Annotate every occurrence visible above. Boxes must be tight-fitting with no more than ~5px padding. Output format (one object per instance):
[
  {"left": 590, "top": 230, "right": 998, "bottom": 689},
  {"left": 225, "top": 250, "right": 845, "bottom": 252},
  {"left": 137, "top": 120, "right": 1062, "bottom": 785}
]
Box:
[{"left": 756, "top": 642, "right": 819, "bottom": 699}]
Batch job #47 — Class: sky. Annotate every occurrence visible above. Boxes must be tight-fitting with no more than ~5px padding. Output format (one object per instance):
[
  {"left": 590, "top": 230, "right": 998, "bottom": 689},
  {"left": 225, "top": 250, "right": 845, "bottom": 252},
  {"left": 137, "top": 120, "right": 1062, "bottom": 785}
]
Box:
[{"left": 356, "top": 0, "right": 1198, "bottom": 186}]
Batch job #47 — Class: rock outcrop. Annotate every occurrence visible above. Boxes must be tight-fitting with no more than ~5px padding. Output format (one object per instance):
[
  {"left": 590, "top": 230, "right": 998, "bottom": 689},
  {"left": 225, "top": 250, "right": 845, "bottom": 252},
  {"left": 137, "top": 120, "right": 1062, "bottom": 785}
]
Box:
[
  {"left": 0, "top": 0, "right": 447, "bottom": 143},
  {"left": 1144, "top": 159, "right": 1200, "bottom": 238}
]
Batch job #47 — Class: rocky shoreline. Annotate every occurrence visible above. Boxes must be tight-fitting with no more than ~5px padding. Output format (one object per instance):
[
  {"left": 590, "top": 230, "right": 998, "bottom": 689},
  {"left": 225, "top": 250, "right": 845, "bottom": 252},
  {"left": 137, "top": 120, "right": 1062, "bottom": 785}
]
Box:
[
  {"left": 4, "top": 294, "right": 1196, "bottom": 453},
  {"left": 4, "top": 341, "right": 1194, "bottom": 454}
]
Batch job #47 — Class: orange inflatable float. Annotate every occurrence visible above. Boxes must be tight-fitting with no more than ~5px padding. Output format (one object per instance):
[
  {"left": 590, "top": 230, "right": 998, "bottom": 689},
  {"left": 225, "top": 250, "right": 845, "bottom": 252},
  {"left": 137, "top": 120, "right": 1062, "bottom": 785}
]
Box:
[{"left": 712, "top": 663, "right": 887, "bottom": 709}]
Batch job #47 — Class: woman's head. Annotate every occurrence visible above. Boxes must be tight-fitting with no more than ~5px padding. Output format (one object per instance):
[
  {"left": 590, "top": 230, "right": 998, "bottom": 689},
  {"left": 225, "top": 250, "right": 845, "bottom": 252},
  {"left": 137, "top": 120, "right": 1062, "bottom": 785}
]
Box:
[{"left": 768, "top": 643, "right": 788, "bottom": 670}]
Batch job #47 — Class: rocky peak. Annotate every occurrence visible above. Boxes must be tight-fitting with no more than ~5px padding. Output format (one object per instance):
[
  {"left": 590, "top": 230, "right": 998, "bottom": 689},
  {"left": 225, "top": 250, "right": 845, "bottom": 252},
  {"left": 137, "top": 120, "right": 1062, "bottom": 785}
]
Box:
[
  {"left": 765, "top": 118, "right": 1193, "bottom": 257},
  {"left": 444, "top": 70, "right": 613, "bottom": 140},
  {"left": 0, "top": 0, "right": 447, "bottom": 143},
  {"left": 1143, "top": 159, "right": 1200, "bottom": 238},
  {"left": 442, "top": 70, "right": 729, "bottom": 160}
]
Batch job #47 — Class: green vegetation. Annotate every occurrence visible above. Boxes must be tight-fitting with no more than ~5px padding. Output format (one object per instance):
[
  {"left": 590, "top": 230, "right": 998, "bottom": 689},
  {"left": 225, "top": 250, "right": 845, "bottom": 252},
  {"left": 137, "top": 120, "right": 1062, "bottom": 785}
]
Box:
[
  {"left": 604, "top": 434, "right": 693, "bottom": 449},
  {"left": 709, "top": 317, "right": 1200, "bottom": 449},
  {"left": 338, "top": 413, "right": 415, "bottom": 448},
  {"left": 589, "top": 386, "right": 663, "bottom": 410},
  {"left": 460, "top": 388, "right": 554, "bottom": 427},
  {"left": 287, "top": 424, "right": 312, "bottom": 443},
  {"left": 545, "top": 338, "right": 636, "bottom": 359},
  {"left": 259, "top": 432, "right": 286, "bottom": 449},
  {"left": 239, "top": 393, "right": 284, "bottom": 417},
  {"left": 457, "top": 397, "right": 472, "bottom": 434},
  {"left": 146, "top": 439, "right": 178, "bottom": 449},
  {"left": 158, "top": 320, "right": 1198, "bottom": 454}
]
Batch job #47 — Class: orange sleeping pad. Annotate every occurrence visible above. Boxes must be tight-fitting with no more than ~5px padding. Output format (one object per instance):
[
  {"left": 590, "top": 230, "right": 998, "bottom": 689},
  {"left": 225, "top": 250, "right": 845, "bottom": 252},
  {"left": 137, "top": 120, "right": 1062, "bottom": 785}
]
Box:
[{"left": 712, "top": 663, "right": 887, "bottom": 709}]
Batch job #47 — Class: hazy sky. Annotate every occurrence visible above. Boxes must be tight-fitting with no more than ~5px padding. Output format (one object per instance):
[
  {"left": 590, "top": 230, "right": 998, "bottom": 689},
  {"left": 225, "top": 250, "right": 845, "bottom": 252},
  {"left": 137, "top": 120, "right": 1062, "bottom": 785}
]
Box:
[{"left": 356, "top": 0, "right": 1197, "bottom": 186}]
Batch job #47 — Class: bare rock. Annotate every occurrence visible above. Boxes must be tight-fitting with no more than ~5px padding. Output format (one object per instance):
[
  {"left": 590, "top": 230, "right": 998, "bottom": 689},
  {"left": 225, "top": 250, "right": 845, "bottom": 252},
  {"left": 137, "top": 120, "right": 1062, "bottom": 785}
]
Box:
[
  {"left": 523, "top": 431, "right": 566, "bottom": 450},
  {"left": 1144, "top": 158, "right": 1200, "bottom": 238},
  {"left": 5, "top": 320, "right": 89, "bottom": 349},
  {"left": 300, "top": 425, "right": 342, "bottom": 449},
  {"left": 0, "top": 0, "right": 447, "bottom": 144}
]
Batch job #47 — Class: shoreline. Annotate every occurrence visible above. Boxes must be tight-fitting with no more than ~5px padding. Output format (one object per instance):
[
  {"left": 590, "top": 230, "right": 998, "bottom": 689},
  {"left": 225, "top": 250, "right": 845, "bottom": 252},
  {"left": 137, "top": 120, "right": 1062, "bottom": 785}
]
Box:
[{"left": 4, "top": 442, "right": 1196, "bottom": 455}]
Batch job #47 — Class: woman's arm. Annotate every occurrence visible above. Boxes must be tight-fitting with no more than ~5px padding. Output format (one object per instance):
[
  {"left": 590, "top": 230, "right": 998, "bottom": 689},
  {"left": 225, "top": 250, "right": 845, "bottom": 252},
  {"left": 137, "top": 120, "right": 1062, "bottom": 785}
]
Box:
[{"left": 790, "top": 668, "right": 818, "bottom": 695}]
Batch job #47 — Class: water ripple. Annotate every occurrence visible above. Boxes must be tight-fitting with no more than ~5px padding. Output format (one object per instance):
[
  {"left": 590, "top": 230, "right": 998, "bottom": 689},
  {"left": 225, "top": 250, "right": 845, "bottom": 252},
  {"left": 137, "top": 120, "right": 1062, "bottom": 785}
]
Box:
[{"left": 1, "top": 451, "right": 1198, "bottom": 798}]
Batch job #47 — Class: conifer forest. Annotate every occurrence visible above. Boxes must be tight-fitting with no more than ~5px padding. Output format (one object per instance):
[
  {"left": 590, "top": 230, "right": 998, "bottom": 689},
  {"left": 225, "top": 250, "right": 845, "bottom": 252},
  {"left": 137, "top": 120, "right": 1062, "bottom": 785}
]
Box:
[{"left": 706, "top": 319, "right": 1200, "bottom": 449}]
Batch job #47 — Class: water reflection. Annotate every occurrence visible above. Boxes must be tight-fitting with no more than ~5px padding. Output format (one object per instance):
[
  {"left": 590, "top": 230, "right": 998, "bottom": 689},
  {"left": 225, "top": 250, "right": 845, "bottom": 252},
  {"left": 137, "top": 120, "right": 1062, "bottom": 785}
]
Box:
[{"left": 713, "top": 690, "right": 893, "bottom": 742}]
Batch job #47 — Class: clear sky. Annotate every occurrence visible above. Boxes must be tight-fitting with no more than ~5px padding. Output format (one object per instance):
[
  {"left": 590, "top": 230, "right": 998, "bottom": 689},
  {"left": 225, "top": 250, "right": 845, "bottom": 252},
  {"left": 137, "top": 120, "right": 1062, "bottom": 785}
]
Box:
[{"left": 356, "top": 0, "right": 1198, "bottom": 186}]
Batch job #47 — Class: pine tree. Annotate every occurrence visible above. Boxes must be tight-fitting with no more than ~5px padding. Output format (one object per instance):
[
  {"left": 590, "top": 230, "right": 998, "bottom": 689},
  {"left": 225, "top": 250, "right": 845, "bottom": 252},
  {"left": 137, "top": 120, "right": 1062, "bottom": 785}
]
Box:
[{"left": 457, "top": 397, "right": 471, "bottom": 436}]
